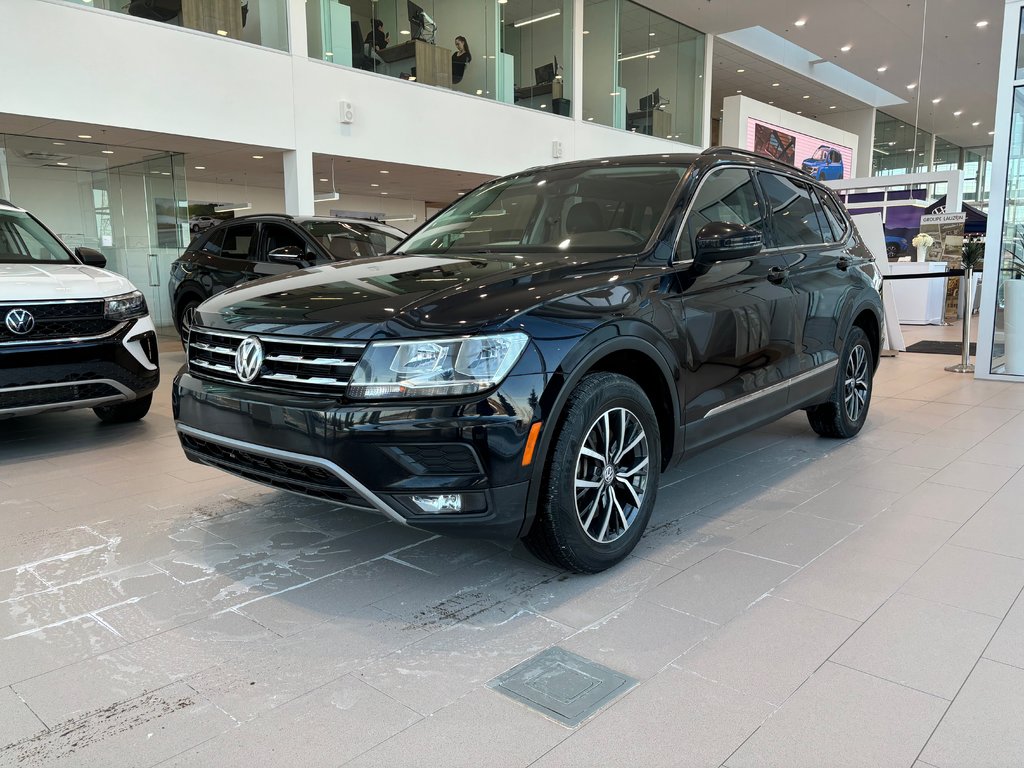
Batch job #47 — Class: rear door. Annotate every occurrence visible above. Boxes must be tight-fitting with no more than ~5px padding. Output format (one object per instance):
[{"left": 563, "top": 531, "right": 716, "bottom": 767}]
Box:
[
  {"left": 196, "top": 222, "right": 259, "bottom": 294},
  {"left": 671, "top": 165, "right": 801, "bottom": 452}
]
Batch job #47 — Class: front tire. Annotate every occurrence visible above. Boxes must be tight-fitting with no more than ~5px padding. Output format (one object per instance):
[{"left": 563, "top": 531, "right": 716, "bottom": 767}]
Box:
[
  {"left": 94, "top": 394, "right": 153, "bottom": 424},
  {"left": 524, "top": 373, "right": 660, "bottom": 573},
  {"left": 175, "top": 298, "right": 200, "bottom": 344},
  {"left": 807, "top": 326, "right": 874, "bottom": 438}
]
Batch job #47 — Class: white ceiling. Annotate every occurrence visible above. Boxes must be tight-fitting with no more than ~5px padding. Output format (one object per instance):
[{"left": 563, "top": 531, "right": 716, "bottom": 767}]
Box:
[{"left": 645, "top": 0, "right": 1003, "bottom": 148}]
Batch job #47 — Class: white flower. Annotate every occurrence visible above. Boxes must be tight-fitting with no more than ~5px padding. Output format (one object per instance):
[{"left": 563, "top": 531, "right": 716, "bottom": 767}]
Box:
[{"left": 912, "top": 233, "right": 934, "bottom": 249}]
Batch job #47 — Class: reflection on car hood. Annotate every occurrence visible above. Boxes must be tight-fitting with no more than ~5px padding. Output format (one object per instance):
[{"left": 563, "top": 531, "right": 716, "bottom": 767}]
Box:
[
  {"left": 0, "top": 264, "right": 136, "bottom": 301},
  {"left": 196, "top": 251, "right": 637, "bottom": 338}
]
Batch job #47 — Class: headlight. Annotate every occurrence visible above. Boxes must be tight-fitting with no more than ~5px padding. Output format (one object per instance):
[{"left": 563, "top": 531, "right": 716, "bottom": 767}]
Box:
[
  {"left": 347, "top": 332, "right": 529, "bottom": 399},
  {"left": 104, "top": 291, "right": 148, "bottom": 321}
]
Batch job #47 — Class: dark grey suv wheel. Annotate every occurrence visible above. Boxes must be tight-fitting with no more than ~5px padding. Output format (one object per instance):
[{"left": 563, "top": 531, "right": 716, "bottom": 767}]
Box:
[{"left": 807, "top": 326, "right": 874, "bottom": 439}]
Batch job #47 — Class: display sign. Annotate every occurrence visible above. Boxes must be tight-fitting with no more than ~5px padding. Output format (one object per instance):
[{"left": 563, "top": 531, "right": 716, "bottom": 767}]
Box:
[
  {"left": 746, "top": 118, "right": 854, "bottom": 181},
  {"left": 920, "top": 212, "right": 967, "bottom": 323}
]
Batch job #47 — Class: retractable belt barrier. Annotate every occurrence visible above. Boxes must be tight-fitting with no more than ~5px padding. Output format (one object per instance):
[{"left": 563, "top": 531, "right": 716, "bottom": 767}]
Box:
[{"left": 882, "top": 269, "right": 965, "bottom": 280}]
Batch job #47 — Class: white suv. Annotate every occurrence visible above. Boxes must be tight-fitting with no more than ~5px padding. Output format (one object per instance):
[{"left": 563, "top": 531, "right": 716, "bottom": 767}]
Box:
[{"left": 0, "top": 200, "right": 160, "bottom": 422}]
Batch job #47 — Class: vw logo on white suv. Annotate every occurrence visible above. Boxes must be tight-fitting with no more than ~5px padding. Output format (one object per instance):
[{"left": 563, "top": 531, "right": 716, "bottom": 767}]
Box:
[
  {"left": 234, "top": 336, "right": 264, "bottom": 382},
  {"left": 5, "top": 308, "right": 35, "bottom": 335}
]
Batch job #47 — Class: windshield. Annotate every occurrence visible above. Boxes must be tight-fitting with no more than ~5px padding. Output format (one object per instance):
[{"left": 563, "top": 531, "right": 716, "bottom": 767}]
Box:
[
  {"left": 299, "top": 220, "right": 402, "bottom": 260},
  {"left": 397, "top": 163, "right": 687, "bottom": 255},
  {"left": 811, "top": 147, "right": 829, "bottom": 161},
  {"left": 0, "top": 211, "right": 74, "bottom": 264}
]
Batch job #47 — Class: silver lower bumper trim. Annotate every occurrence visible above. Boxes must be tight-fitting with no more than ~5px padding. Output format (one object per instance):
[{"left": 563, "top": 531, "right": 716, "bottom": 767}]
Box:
[
  {"left": 175, "top": 423, "right": 409, "bottom": 526},
  {"left": 0, "top": 379, "right": 134, "bottom": 419}
]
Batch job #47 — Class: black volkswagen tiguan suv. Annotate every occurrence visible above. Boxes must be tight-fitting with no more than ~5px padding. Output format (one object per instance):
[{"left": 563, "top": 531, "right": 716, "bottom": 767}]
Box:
[{"left": 173, "top": 148, "right": 883, "bottom": 573}]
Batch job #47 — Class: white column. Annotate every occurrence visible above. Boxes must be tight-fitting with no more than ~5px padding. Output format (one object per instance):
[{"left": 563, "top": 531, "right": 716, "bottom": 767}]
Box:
[
  {"left": 572, "top": 0, "right": 584, "bottom": 125},
  {"left": 283, "top": 149, "right": 315, "bottom": 216},
  {"left": 701, "top": 34, "right": 714, "bottom": 148},
  {"left": 287, "top": 0, "right": 308, "bottom": 57}
]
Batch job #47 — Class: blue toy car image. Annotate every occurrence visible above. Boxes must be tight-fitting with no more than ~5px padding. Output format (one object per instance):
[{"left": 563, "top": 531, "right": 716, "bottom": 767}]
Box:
[
  {"left": 885, "top": 234, "right": 909, "bottom": 259},
  {"left": 801, "top": 145, "right": 845, "bottom": 181}
]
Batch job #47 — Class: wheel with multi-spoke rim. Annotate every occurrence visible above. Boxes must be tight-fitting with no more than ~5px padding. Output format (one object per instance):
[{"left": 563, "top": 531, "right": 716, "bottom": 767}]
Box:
[
  {"left": 807, "top": 325, "right": 874, "bottom": 438},
  {"left": 175, "top": 298, "right": 200, "bottom": 347},
  {"left": 524, "top": 372, "right": 660, "bottom": 573}
]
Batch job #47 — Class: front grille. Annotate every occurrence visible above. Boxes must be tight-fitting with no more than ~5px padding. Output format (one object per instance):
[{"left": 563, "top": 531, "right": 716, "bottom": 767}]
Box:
[
  {"left": 0, "top": 382, "right": 122, "bottom": 410},
  {"left": 0, "top": 301, "right": 119, "bottom": 343},
  {"left": 180, "top": 433, "right": 372, "bottom": 507},
  {"left": 387, "top": 444, "right": 483, "bottom": 475},
  {"left": 187, "top": 328, "right": 365, "bottom": 395}
]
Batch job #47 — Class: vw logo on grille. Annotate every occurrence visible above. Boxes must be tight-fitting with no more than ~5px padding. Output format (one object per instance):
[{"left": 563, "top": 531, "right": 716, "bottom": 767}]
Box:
[
  {"left": 234, "top": 336, "right": 264, "bottom": 383},
  {"left": 4, "top": 308, "right": 35, "bottom": 336}
]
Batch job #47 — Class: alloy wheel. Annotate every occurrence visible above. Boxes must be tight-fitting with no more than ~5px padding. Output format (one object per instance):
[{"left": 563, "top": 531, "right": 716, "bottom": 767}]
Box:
[
  {"left": 573, "top": 407, "right": 650, "bottom": 543},
  {"left": 844, "top": 344, "right": 870, "bottom": 423}
]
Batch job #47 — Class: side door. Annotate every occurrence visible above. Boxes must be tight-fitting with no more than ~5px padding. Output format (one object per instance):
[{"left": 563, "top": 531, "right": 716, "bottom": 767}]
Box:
[
  {"left": 757, "top": 172, "right": 849, "bottom": 406},
  {"left": 671, "top": 165, "right": 801, "bottom": 453},
  {"left": 196, "top": 221, "right": 259, "bottom": 294},
  {"left": 253, "top": 221, "right": 321, "bottom": 277}
]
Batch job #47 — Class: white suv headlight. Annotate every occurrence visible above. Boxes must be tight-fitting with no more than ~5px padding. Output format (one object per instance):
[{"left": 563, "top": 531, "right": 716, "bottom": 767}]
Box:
[
  {"left": 104, "top": 291, "right": 148, "bottom": 321},
  {"left": 347, "top": 332, "right": 529, "bottom": 399}
]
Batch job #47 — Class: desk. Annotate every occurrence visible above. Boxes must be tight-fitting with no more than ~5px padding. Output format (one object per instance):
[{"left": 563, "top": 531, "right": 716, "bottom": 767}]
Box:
[
  {"left": 377, "top": 40, "right": 452, "bottom": 88},
  {"left": 626, "top": 109, "right": 672, "bottom": 139},
  {"left": 889, "top": 261, "right": 947, "bottom": 325},
  {"left": 181, "top": 0, "right": 242, "bottom": 39}
]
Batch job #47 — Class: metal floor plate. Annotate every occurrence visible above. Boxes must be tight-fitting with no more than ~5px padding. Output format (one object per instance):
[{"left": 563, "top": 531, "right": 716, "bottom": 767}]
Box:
[{"left": 489, "top": 647, "right": 637, "bottom": 727}]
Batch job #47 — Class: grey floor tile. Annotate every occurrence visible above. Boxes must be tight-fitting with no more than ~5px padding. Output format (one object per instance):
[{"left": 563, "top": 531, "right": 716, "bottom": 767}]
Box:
[
  {"left": 342, "top": 686, "right": 566, "bottom": 768},
  {"left": 851, "top": 462, "right": 937, "bottom": 494},
  {"left": 161, "top": 676, "right": 421, "bottom": 768},
  {"left": 634, "top": 513, "right": 741, "bottom": 571},
  {"left": 773, "top": 545, "right": 918, "bottom": 622},
  {"left": 694, "top": 485, "right": 815, "bottom": 536},
  {"left": 984, "top": 592, "right": 1024, "bottom": 670},
  {"left": 725, "top": 662, "right": 947, "bottom": 768},
  {"left": 886, "top": 482, "right": 992, "bottom": 524},
  {"left": 928, "top": 460, "right": 1019, "bottom": 493},
  {"left": 900, "top": 545, "right": 1024, "bottom": 618},
  {"left": 561, "top": 599, "right": 713, "bottom": 679},
  {"left": 888, "top": 443, "right": 965, "bottom": 470},
  {"left": 920, "top": 659, "right": 1024, "bottom": 768},
  {"left": 840, "top": 511, "right": 959, "bottom": 566},
  {"left": 0, "top": 685, "right": 46, "bottom": 749},
  {"left": 966, "top": 438, "right": 1024, "bottom": 468},
  {"left": 532, "top": 667, "right": 774, "bottom": 768},
  {"left": 950, "top": 494, "right": 1024, "bottom": 560},
  {"left": 680, "top": 596, "right": 858, "bottom": 705},
  {"left": 832, "top": 593, "right": 999, "bottom": 700},
  {"left": 0, "top": 616, "right": 125, "bottom": 690},
  {"left": 792, "top": 482, "right": 899, "bottom": 525},
  {"left": 645, "top": 550, "right": 797, "bottom": 625},
  {"left": 729, "top": 512, "right": 857, "bottom": 567}
]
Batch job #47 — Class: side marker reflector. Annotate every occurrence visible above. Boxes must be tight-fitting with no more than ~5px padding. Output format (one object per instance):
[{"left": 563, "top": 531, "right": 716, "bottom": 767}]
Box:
[{"left": 522, "top": 422, "right": 542, "bottom": 466}]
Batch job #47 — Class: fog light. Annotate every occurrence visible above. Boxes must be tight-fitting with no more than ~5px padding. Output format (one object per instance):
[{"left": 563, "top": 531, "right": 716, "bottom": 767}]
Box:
[{"left": 410, "top": 494, "right": 463, "bottom": 514}]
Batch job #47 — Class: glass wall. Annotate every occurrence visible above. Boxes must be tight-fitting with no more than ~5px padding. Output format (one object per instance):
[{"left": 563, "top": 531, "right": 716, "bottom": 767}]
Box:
[
  {"left": 872, "top": 111, "right": 933, "bottom": 175},
  {"left": 0, "top": 134, "right": 188, "bottom": 328},
  {"left": 308, "top": 0, "right": 500, "bottom": 99},
  {"left": 964, "top": 145, "right": 994, "bottom": 209},
  {"left": 582, "top": 0, "right": 704, "bottom": 145},
  {"left": 501, "top": 0, "right": 573, "bottom": 115},
  {"left": 55, "top": 0, "right": 289, "bottom": 51}
]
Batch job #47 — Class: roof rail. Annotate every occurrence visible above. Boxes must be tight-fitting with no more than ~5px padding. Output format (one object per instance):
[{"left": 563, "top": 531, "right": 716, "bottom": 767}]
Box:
[
  {"left": 0, "top": 199, "right": 16, "bottom": 208},
  {"left": 700, "top": 146, "right": 813, "bottom": 175}
]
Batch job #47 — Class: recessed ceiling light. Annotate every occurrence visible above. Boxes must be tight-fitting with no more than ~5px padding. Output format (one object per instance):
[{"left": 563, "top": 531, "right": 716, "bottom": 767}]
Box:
[
  {"left": 907, "top": 83, "right": 917, "bottom": 90},
  {"left": 101, "top": 150, "right": 114, "bottom": 154},
  {"left": 771, "top": 82, "right": 780, "bottom": 87},
  {"left": 796, "top": 111, "right": 803, "bottom": 115},
  {"left": 931, "top": 97, "right": 942, "bottom": 104},
  {"left": 77, "top": 134, "right": 92, "bottom": 139},
  {"left": 976, "top": 20, "right": 988, "bottom": 27},
  {"left": 736, "top": 89, "right": 742, "bottom": 94},
  {"left": 829, "top": 105, "right": 836, "bottom": 109},
  {"left": 648, "top": 31, "right": 655, "bottom": 36},
  {"left": 582, "top": 30, "right": 589, "bottom": 34},
  {"left": 194, "top": 166, "right": 206, "bottom": 170},
  {"left": 840, "top": 44, "right": 851, "bottom": 52},
  {"left": 953, "top": 110, "right": 963, "bottom": 116},
  {"left": 802, "top": 95, "right": 810, "bottom": 99},
  {"left": 252, "top": 155, "right": 264, "bottom": 159},
  {"left": 794, "top": 18, "right": 806, "bottom": 27},
  {"left": 379, "top": 169, "right": 390, "bottom": 174},
  {"left": 973, "top": 121, "right": 981, "bottom": 126},
  {"left": 370, "top": 183, "right": 380, "bottom": 187},
  {"left": 319, "top": 178, "right": 328, "bottom": 182},
  {"left": 768, "top": 101, "right": 774, "bottom": 105},
  {"left": 380, "top": 191, "right": 388, "bottom": 195},
  {"left": 989, "top": 130, "right": 995, "bottom": 135},
  {"left": 216, "top": 29, "right": 228, "bottom": 36},
  {"left": 457, "top": 192, "right": 466, "bottom": 196},
  {"left": 736, "top": 68, "right": 745, "bottom": 73},
  {"left": 56, "top": 162, "right": 68, "bottom": 166},
  {"left": 52, "top": 141, "right": 65, "bottom": 146},
  {"left": 399, "top": 29, "right": 410, "bottom": 34},
  {"left": 877, "top": 66, "right": 887, "bottom": 72}
]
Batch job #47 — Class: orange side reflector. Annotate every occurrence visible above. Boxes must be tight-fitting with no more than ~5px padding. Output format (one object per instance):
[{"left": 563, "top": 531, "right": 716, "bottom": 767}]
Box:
[{"left": 522, "top": 422, "right": 543, "bottom": 466}]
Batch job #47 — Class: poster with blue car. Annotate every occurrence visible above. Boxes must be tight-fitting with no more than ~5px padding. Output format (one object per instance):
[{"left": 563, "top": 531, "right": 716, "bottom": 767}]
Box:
[{"left": 746, "top": 118, "right": 853, "bottom": 181}]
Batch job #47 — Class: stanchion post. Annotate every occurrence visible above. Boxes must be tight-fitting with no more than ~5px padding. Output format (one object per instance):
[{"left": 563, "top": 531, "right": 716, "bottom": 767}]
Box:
[{"left": 945, "top": 266, "right": 975, "bottom": 374}]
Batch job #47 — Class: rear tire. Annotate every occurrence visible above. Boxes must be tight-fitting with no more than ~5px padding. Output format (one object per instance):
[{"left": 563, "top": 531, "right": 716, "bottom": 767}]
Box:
[
  {"left": 807, "top": 326, "right": 873, "bottom": 439},
  {"left": 175, "top": 298, "right": 200, "bottom": 347},
  {"left": 94, "top": 394, "right": 152, "bottom": 424},
  {"left": 524, "top": 373, "right": 660, "bottom": 573}
]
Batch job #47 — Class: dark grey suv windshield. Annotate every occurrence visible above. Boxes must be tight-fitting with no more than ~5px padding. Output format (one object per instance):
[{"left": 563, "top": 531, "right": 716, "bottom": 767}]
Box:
[
  {"left": 0, "top": 211, "right": 74, "bottom": 264},
  {"left": 398, "top": 163, "right": 687, "bottom": 255}
]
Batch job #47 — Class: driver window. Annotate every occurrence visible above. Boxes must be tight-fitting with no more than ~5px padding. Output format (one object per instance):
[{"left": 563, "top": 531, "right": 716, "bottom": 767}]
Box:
[
  {"left": 676, "top": 167, "right": 763, "bottom": 262},
  {"left": 260, "top": 223, "right": 308, "bottom": 260}
]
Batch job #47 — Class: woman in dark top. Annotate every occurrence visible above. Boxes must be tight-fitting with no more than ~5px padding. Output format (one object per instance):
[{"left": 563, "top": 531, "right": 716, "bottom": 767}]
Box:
[
  {"left": 366, "top": 19, "right": 389, "bottom": 51},
  {"left": 452, "top": 36, "right": 472, "bottom": 84}
]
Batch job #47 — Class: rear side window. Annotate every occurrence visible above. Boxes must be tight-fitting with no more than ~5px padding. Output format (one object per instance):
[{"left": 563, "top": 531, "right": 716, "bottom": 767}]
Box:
[
  {"left": 201, "top": 228, "right": 225, "bottom": 256},
  {"left": 758, "top": 173, "right": 829, "bottom": 247},
  {"left": 676, "top": 167, "right": 764, "bottom": 261},
  {"left": 219, "top": 223, "right": 257, "bottom": 259},
  {"left": 815, "top": 189, "right": 849, "bottom": 242}
]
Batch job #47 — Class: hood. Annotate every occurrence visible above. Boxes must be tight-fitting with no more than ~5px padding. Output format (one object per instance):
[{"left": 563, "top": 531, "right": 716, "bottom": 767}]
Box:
[
  {"left": 802, "top": 158, "right": 825, "bottom": 167},
  {"left": 0, "top": 263, "right": 137, "bottom": 301},
  {"left": 197, "top": 251, "right": 637, "bottom": 339}
]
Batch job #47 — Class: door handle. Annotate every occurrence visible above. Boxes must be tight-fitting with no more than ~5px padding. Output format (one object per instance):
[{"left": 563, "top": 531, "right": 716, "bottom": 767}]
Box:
[
  {"left": 837, "top": 256, "right": 851, "bottom": 271},
  {"left": 767, "top": 266, "right": 788, "bottom": 284},
  {"left": 148, "top": 253, "right": 160, "bottom": 287}
]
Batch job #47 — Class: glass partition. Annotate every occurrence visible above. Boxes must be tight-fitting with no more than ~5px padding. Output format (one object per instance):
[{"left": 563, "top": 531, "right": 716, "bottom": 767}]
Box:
[
  {"left": 872, "top": 111, "right": 933, "bottom": 175},
  {"left": 581, "top": 0, "right": 704, "bottom": 145},
  {"left": 309, "top": 0, "right": 500, "bottom": 99},
  {"left": 500, "top": 0, "right": 574, "bottom": 115},
  {"left": 55, "top": 0, "right": 289, "bottom": 51}
]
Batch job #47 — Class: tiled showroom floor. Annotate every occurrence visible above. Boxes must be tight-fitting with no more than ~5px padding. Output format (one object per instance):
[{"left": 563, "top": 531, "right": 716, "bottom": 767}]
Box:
[{"left": 2, "top": 337, "right": 1024, "bottom": 767}]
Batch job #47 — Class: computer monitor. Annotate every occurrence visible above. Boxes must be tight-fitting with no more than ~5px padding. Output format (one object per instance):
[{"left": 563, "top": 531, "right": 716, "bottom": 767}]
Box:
[
  {"left": 535, "top": 62, "right": 556, "bottom": 85},
  {"left": 639, "top": 88, "right": 660, "bottom": 112},
  {"left": 408, "top": 0, "right": 436, "bottom": 43}
]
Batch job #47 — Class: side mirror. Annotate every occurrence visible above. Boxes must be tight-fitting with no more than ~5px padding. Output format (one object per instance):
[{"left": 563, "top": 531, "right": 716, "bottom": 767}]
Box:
[
  {"left": 694, "top": 222, "right": 762, "bottom": 265},
  {"left": 75, "top": 247, "right": 107, "bottom": 269},
  {"left": 268, "top": 245, "right": 310, "bottom": 266}
]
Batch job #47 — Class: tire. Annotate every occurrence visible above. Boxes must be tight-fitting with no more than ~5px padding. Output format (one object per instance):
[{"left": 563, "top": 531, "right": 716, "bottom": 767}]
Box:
[
  {"left": 524, "top": 372, "right": 660, "bottom": 573},
  {"left": 806, "top": 326, "right": 874, "bottom": 439},
  {"left": 175, "top": 298, "right": 200, "bottom": 344},
  {"left": 94, "top": 394, "right": 153, "bottom": 424}
]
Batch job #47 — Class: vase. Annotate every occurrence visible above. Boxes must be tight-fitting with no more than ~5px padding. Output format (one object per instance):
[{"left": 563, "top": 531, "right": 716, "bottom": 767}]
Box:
[
  {"left": 916, "top": 244, "right": 929, "bottom": 262},
  {"left": 1004, "top": 279, "right": 1024, "bottom": 375}
]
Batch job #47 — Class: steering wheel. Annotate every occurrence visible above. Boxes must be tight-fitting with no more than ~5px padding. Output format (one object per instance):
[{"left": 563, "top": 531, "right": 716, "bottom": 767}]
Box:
[{"left": 608, "top": 228, "right": 646, "bottom": 244}]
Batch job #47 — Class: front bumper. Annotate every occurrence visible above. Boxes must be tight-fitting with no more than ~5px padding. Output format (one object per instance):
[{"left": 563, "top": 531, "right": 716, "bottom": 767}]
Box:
[
  {"left": 0, "top": 317, "right": 160, "bottom": 419},
  {"left": 172, "top": 369, "right": 545, "bottom": 540}
]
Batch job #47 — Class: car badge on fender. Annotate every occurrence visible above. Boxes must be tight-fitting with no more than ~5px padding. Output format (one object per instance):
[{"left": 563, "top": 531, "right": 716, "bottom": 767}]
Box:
[
  {"left": 234, "top": 335, "right": 264, "bottom": 382},
  {"left": 4, "top": 308, "right": 36, "bottom": 335}
]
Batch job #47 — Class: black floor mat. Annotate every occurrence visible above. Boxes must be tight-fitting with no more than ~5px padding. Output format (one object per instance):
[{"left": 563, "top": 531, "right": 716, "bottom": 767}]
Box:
[{"left": 905, "top": 340, "right": 977, "bottom": 355}]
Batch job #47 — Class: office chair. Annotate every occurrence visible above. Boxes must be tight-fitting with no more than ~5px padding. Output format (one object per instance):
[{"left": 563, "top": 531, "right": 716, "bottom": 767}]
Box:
[{"left": 126, "top": 0, "right": 182, "bottom": 22}]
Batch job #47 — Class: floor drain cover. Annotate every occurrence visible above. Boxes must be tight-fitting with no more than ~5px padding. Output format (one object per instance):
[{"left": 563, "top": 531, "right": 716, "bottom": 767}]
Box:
[{"left": 489, "top": 647, "right": 636, "bottom": 726}]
